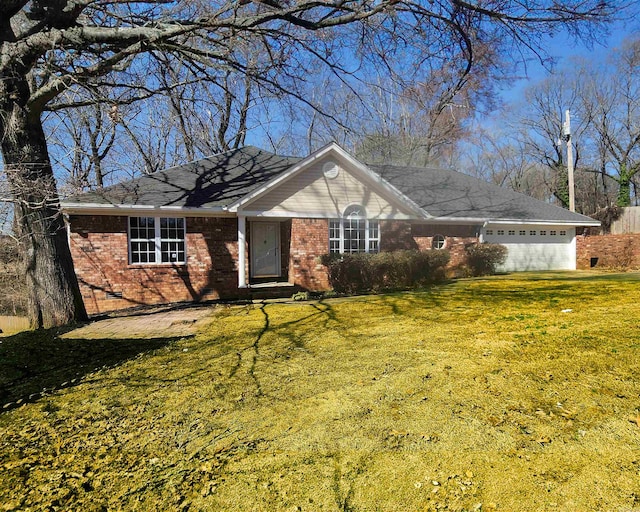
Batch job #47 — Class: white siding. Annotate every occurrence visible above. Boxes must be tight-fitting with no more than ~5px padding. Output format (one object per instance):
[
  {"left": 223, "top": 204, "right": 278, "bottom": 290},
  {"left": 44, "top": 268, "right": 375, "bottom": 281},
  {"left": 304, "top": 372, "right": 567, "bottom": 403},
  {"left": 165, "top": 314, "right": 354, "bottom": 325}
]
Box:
[
  {"left": 483, "top": 225, "right": 576, "bottom": 271},
  {"left": 244, "top": 157, "right": 414, "bottom": 218}
]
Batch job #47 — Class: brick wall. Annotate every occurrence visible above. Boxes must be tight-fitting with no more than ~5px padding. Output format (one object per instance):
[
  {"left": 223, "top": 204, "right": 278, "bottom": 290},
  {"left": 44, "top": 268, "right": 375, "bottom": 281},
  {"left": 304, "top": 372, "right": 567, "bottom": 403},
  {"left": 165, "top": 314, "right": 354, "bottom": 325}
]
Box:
[
  {"left": 576, "top": 233, "right": 640, "bottom": 269},
  {"left": 381, "top": 220, "right": 480, "bottom": 270},
  {"left": 413, "top": 236, "right": 478, "bottom": 269},
  {"left": 288, "top": 218, "right": 330, "bottom": 291},
  {"left": 380, "top": 220, "right": 416, "bottom": 251},
  {"left": 70, "top": 215, "right": 485, "bottom": 313},
  {"left": 69, "top": 215, "right": 240, "bottom": 314}
]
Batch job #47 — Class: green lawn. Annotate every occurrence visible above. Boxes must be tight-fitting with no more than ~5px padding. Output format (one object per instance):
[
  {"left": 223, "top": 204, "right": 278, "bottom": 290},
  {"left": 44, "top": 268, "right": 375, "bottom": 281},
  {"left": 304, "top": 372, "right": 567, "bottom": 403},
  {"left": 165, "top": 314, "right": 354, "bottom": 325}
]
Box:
[{"left": 1, "top": 272, "right": 640, "bottom": 511}]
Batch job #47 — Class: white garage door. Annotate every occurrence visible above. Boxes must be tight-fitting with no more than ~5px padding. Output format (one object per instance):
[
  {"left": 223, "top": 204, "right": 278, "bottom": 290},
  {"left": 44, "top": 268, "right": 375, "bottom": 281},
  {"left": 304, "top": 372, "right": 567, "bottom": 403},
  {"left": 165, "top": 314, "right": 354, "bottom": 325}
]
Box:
[{"left": 483, "top": 225, "right": 576, "bottom": 271}]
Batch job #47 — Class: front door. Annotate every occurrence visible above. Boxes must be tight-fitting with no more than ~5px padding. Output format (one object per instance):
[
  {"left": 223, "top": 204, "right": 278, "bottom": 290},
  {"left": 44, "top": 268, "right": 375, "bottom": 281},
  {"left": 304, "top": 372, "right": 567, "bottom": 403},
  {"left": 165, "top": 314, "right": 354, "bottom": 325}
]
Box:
[{"left": 251, "top": 222, "right": 280, "bottom": 278}]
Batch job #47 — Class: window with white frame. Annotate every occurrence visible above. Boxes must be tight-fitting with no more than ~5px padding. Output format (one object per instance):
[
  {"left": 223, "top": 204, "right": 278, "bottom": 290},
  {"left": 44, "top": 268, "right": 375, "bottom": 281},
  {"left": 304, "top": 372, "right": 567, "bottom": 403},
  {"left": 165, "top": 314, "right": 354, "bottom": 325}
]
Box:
[
  {"left": 129, "top": 217, "right": 186, "bottom": 264},
  {"left": 329, "top": 205, "right": 379, "bottom": 254},
  {"left": 431, "top": 234, "right": 446, "bottom": 249}
]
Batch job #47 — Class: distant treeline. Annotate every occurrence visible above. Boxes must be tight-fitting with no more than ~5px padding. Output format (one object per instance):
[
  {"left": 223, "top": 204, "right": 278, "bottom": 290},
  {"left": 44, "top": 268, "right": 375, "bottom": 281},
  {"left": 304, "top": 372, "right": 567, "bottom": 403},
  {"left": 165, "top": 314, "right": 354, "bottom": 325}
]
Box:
[{"left": 0, "top": 236, "right": 26, "bottom": 316}]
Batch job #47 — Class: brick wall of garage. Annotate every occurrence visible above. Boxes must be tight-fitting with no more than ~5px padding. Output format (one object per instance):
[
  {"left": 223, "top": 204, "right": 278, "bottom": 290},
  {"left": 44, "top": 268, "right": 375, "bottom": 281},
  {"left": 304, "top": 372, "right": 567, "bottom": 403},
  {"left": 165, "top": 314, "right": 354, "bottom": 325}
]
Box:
[
  {"left": 576, "top": 233, "right": 640, "bottom": 269},
  {"left": 69, "top": 215, "right": 241, "bottom": 315}
]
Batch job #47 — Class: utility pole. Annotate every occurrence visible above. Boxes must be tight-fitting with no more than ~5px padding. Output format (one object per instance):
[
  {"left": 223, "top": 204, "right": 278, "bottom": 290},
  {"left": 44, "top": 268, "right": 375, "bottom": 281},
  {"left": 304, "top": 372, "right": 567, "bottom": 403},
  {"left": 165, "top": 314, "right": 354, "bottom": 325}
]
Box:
[{"left": 563, "top": 109, "right": 576, "bottom": 212}]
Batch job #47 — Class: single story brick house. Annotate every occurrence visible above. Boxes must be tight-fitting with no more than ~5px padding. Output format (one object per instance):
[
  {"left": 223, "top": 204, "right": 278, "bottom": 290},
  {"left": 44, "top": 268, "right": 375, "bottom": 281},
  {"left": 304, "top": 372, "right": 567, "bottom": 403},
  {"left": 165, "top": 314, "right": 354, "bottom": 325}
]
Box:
[{"left": 61, "top": 142, "right": 599, "bottom": 314}]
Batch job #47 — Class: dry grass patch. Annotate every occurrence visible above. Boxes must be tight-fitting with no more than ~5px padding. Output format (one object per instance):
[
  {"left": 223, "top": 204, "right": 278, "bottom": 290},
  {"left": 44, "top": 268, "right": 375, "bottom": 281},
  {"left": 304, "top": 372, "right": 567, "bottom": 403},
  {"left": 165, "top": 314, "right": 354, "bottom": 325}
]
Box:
[{"left": 1, "top": 272, "right": 640, "bottom": 511}]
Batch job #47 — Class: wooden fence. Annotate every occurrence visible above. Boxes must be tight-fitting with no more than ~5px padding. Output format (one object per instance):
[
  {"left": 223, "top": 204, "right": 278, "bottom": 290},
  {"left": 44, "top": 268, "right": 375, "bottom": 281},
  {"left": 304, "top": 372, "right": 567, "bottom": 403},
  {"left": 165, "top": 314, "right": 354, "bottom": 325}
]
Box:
[{"left": 610, "top": 207, "right": 640, "bottom": 234}]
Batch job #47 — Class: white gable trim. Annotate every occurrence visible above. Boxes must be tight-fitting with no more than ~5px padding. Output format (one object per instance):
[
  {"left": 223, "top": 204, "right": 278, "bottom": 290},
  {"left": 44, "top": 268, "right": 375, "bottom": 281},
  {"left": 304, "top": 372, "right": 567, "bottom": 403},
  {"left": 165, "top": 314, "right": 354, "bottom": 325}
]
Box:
[{"left": 227, "top": 142, "right": 430, "bottom": 219}]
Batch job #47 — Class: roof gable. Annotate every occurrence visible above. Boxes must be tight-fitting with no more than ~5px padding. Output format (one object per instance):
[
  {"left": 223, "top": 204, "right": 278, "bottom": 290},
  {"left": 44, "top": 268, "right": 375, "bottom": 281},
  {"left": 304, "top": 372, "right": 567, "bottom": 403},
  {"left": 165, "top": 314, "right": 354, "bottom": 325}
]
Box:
[{"left": 232, "top": 142, "right": 427, "bottom": 218}]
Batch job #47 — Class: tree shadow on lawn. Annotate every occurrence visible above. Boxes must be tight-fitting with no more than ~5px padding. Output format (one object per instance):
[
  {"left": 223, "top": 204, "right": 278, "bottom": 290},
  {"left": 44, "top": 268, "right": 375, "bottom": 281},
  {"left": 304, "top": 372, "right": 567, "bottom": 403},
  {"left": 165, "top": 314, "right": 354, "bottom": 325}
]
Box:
[{"left": 0, "top": 328, "right": 183, "bottom": 411}]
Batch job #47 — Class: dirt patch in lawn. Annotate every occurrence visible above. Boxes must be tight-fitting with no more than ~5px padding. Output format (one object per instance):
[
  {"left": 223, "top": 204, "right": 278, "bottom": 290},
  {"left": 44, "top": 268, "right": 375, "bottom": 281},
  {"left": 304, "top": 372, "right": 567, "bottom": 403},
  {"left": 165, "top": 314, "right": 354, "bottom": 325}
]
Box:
[
  {"left": 0, "top": 304, "right": 215, "bottom": 410},
  {"left": 1, "top": 273, "right": 639, "bottom": 511}
]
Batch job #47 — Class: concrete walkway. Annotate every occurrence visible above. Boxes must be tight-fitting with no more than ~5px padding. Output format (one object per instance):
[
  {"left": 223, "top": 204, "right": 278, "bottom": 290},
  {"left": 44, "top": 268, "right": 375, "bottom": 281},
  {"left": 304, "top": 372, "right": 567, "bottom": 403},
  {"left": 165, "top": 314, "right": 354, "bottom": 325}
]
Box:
[{"left": 61, "top": 304, "right": 215, "bottom": 340}]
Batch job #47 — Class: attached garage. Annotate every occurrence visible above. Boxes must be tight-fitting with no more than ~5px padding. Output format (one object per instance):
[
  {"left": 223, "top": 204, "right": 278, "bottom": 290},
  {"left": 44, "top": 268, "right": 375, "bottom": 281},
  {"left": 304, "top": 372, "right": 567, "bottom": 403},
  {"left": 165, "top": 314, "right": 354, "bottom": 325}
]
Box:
[{"left": 483, "top": 225, "right": 576, "bottom": 271}]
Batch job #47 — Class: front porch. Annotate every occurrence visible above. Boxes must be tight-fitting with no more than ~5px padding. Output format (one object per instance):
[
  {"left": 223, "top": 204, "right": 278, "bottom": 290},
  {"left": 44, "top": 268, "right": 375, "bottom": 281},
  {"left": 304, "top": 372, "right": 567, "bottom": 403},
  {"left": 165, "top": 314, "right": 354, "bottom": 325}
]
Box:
[{"left": 237, "top": 216, "right": 331, "bottom": 292}]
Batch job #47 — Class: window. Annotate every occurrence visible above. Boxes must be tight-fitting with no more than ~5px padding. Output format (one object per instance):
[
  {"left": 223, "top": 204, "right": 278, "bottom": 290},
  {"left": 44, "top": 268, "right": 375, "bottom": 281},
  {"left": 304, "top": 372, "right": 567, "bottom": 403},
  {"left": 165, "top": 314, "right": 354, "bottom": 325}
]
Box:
[
  {"left": 519, "top": 230, "right": 526, "bottom": 236},
  {"left": 560, "top": 230, "right": 567, "bottom": 236},
  {"left": 550, "top": 230, "right": 557, "bottom": 236},
  {"left": 540, "top": 230, "right": 547, "bottom": 236},
  {"left": 129, "top": 217, "right": 186, "bottom": 264},
  {"left": 485, "top": 229, "right": 493, "bottom": 236},
  {"left": 530, "top": 230, "right": 536, "bottom": 236},
  {"left": 329, "top": 205, "right": 379, "bottom": 254},
  {"left": 432, "top": 234, "right": 446, "bottom": 249},
  {"left": 497, "top": 230, "right": 504, "bottom": 236},
  {"left": 508, "top": 230, "right": 515, "bottom": 236}
]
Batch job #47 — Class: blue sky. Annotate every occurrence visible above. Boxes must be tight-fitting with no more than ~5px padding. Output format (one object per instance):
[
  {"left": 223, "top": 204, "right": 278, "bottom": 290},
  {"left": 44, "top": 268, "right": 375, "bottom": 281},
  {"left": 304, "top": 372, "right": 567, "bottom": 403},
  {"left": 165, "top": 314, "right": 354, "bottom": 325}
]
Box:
[{"left": 498, "top": 18, "right": 640, "bottom": 107}]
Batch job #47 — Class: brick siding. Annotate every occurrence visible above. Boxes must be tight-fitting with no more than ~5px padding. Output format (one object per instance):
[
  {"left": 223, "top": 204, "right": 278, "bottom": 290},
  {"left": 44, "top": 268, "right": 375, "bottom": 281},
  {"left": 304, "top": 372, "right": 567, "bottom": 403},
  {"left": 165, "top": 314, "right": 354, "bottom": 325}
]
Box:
[
  {"left": 69, "top": 215, "right": 241, "bottom": 314},
  {"left": 288, "top": 218, "right": 330, "bottom": 290},
  {"left": 576, "top": 233, "right": 640, "bottom": 269},
  {"left": 69, "top": 215, "right": 483, "bottom": 314},
  {"left": 381, "top": 220, "right": 480, "bottom": 271}
]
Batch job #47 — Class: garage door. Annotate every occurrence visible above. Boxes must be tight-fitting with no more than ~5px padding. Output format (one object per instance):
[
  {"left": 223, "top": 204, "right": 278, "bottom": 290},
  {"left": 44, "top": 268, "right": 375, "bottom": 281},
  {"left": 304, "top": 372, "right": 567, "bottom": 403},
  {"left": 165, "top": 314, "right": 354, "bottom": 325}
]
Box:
[{"left": 483, "top": 226, "right": 575, "bottom": 271}]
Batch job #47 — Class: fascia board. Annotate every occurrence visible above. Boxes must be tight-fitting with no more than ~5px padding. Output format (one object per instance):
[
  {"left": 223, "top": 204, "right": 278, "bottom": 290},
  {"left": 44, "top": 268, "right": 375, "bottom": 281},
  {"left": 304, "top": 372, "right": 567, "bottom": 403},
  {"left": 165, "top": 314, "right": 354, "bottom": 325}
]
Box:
[
  {"left": 238, "top": 210, "right": 417, "bottom": 220},
  {"left": 413, "top": 216, "right": 600, "bottom": 227},
  {"left": 485, "top": 218, "right": 600, "bottom": 227},
  {"left": 60, "top": 203, "right": 233, "bottom": 217}
]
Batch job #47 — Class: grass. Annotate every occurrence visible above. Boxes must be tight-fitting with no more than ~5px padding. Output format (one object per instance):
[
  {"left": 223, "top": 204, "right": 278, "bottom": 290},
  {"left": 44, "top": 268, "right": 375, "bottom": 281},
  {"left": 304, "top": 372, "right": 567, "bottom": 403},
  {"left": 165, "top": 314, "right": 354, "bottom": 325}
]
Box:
[{"left": 1, "top": 271, "right": 640, "bottom": 511}]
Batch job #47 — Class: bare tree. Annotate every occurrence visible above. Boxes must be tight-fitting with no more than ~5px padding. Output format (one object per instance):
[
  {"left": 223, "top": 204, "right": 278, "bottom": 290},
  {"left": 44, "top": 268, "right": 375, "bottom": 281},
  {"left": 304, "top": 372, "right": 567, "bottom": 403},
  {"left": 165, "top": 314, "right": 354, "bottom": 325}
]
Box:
[
  {"left": 513, "top": 68, "right": 598, "bottom": 209},
  {"left": 0, "top": 0, "right": 619, "bottom": 327},
  {"left": 46, "top": 100, "right": 119, "bottom": 194},
  {"left": 463, "top": 127, "right": 552, "bottom": 200},
  {"left": 585, "top": 38, "right": 640, "bottom": 206}
]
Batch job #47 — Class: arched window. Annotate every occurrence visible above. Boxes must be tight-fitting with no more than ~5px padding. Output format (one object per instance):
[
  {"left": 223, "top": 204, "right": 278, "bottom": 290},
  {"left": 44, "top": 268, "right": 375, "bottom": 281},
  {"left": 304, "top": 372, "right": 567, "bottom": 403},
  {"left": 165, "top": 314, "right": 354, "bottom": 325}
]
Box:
[
  {"left": 431, "top": 234, "right": 446, "bottom": 250},
  {"left": 329, "top": 205, "right": 379, "bottom": 254}
]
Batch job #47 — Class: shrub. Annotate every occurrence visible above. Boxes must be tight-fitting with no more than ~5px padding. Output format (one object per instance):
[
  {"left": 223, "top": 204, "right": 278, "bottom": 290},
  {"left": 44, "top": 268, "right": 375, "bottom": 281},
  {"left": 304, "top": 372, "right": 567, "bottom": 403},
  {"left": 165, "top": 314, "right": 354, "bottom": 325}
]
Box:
[
  {"left": 464, "top": 243, "right": 508, "bottom": 276},
  {"left": 320, "top": 250, "right": 450, "bottom": 294}
]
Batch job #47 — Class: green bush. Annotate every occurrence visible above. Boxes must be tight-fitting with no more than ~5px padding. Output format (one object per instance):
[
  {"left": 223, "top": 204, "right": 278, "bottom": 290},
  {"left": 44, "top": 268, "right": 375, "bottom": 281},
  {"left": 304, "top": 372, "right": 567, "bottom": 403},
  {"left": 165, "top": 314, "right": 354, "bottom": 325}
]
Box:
[
  {"left": 320, "top": 250, "right": 450, "bottom": 294},
  {"left": 464, "top": 243, "right": 508, "bottom": 276}
]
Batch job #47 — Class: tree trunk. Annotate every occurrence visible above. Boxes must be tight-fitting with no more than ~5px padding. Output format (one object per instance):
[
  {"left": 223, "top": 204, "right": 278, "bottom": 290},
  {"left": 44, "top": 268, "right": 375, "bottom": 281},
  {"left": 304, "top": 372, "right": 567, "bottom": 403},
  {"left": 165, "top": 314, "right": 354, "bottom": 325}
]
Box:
[{"left": 1, "top": 77, "right": 88, "bottom": 329}]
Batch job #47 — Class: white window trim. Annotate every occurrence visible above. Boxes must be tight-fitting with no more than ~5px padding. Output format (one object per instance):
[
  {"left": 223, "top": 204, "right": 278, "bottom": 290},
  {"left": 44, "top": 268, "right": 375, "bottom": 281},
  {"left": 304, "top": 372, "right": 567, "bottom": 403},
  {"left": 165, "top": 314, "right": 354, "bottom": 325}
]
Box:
[
  {"left": 431, "top": 234, "right": 446, "bottom": 249},
  {"left": 329, "top": 205, "right": 380, "bottom": 254},
  {"left": 128, "top": 216, "right": 187, "bottom": 265}
]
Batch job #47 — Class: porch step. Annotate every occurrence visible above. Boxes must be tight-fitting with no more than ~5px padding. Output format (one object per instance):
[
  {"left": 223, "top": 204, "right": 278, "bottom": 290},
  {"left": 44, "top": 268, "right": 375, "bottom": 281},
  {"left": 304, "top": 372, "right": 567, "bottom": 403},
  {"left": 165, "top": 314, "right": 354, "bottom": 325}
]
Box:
[{"left": 246, "top": 282, "right": 302, "bottom": 300}]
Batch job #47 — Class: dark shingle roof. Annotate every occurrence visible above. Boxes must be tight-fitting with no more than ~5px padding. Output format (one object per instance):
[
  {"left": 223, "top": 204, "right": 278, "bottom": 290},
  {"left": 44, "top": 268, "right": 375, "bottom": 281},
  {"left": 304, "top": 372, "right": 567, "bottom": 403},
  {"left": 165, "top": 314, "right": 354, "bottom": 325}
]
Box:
[
  {"left": 64, "top": 146, "right": 301, "bottom": 208},
  {"left": 370, "top": 164, "right": 595, "bottom": 224},
  {"left": 64, "top": 145, "right": 596, "bottom": 224}
]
